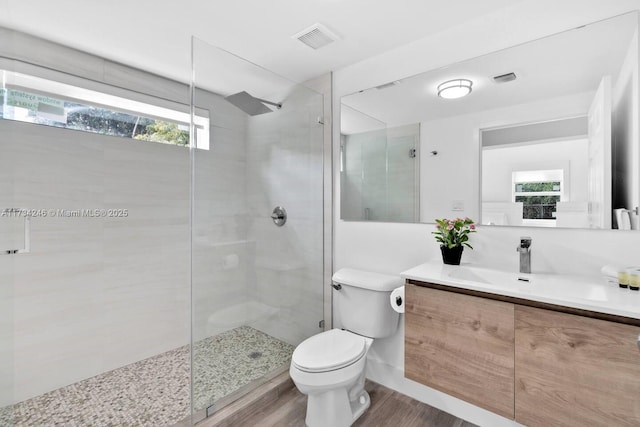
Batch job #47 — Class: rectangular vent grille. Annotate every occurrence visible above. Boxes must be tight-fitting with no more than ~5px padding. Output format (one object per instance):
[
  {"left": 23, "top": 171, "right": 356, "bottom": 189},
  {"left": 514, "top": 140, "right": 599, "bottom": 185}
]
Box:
[
  {"left": 293, "top": 23, "right": 339, "bottom": 50},
  {"left": 493, "top": 72, "right": 517, "bottom": 83}
]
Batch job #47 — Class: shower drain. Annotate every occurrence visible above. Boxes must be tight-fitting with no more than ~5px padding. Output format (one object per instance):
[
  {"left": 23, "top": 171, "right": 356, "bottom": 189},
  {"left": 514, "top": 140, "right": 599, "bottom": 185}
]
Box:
[{"left": 248, "top": 351, "right": 263, "bottom": 359}]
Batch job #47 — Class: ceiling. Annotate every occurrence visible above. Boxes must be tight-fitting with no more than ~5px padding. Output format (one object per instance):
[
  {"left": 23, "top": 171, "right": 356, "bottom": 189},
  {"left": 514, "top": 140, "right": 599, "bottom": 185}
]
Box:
[{"left": 0, "top": 0, "right": 520, "bottom": 85}]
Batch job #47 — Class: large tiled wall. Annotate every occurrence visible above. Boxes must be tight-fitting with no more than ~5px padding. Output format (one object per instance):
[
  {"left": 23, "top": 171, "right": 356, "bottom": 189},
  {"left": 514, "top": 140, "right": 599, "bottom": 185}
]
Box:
[
  {"left": 244, "top": 85, "right": 326, "bottom": 346},
  {"left": 0, "top": 119, "right": 191, "bottom": 405},
  {"left": 191, "top": 91, "right": 250, "bottom": 343},
  {"left": 191, "top": 78, "right": 328, "bottom": 348}
]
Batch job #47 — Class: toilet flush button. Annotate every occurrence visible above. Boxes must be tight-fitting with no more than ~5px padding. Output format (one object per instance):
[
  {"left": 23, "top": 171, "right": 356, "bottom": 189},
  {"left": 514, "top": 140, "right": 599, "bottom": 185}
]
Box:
[{"left": 359, "top": 395, "right": 366, "bottom": 405}]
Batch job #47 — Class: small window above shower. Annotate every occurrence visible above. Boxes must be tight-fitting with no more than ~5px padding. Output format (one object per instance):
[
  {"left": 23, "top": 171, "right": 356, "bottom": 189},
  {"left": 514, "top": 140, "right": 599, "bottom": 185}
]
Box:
[{"left": 0, "top": 70, "right": 210, "bottom": 149}]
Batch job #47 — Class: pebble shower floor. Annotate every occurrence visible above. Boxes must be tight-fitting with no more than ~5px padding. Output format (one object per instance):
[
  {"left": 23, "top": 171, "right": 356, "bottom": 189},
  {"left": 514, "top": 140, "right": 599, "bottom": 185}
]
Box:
[{"left": 0, "top": 326, "right": 294, "bottom": 426}]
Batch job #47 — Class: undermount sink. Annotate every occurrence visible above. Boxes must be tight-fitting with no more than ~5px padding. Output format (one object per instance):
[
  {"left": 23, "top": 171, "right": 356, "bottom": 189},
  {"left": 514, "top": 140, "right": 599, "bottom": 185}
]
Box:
[
  {"left": 445, "top": 265, "right": 525, "bottom": 285},
  {"left": 443, "top": 264, "right": 609, "bottom": 303}
]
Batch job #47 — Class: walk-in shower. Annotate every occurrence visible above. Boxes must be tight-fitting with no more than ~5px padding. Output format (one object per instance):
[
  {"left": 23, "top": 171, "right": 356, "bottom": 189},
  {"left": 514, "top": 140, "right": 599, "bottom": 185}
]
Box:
[
  {"left": 0, "top": 28, "right": 326, "bottom": 426},
  {"left": 191, "top": 37, "right": 325, "bottom": 421}
]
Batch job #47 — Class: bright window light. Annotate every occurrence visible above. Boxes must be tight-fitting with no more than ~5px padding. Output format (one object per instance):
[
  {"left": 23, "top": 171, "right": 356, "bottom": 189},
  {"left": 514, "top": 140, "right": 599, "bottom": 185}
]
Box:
[{"left": 0, "top": 70, "right": 209, "bottom": 150}]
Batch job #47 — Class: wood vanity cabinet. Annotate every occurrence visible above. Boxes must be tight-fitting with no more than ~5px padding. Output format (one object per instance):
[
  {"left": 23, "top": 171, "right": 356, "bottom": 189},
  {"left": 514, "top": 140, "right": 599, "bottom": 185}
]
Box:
[
  {"left": 404, "top": 284, "right": 515, "bottom": 419},
  {"left": 515, "top": 305, "right": 640, "bottom": 427},
  {"left": 405, "top": 281, "right": 640, "bottom": 426}
]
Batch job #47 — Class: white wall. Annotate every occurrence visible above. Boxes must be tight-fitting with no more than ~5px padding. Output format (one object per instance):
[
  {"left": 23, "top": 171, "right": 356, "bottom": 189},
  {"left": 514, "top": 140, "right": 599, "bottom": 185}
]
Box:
[{"left": 333, "top": 1, "right": 640, "bottom": 426}]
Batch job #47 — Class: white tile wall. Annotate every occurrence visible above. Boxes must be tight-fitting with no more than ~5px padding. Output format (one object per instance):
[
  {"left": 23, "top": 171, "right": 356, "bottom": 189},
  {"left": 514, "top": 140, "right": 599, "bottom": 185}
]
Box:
[
  {"left": 244, "top": 85, "right": 325, "bottom": 346},
  {"left": 191, "top": 91, "right": 250, "bottom": 343},
  {"left": 1, "top": 119, "right": 191, "bottom": 405}
]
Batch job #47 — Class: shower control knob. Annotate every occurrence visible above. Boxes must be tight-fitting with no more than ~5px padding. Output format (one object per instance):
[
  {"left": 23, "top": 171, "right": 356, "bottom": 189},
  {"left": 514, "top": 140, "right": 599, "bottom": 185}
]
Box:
[{"left": 271, "top": 206, "right": 287, "bottom": 227}]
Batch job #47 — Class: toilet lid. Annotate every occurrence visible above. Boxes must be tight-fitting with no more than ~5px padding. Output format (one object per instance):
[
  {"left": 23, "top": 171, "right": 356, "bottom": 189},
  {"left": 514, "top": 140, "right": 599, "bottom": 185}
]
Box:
[{"left": 292, "top": 329, "right": 366, "bottom": 373}]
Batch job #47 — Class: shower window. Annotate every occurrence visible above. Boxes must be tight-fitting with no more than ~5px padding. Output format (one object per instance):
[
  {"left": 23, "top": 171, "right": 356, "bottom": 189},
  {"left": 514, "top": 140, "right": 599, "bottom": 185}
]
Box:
[{"left": 0, "top": 70, "right": 209, "bottom": 148}]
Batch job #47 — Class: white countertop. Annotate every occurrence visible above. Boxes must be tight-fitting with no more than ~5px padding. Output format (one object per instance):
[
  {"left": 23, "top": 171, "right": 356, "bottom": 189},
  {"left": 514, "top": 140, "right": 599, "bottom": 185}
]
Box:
[{"left": 401, "top": 261, "right": 640, "bottom": 320}]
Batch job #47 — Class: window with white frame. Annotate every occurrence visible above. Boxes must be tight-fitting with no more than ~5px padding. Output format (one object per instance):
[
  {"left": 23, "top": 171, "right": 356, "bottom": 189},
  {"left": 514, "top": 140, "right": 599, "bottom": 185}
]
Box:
[
  {"left": 512, "top": 169, "right": 564, "bottom": 221},
  {"left": 0, "top": 70, "right": 209, "bottom": 149}
]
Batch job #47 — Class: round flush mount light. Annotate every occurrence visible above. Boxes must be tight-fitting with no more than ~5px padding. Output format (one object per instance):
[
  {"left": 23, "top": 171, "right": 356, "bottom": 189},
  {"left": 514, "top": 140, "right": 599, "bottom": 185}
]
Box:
[{"left": 437, "top": 79, "right": 473, "bottom": 99}]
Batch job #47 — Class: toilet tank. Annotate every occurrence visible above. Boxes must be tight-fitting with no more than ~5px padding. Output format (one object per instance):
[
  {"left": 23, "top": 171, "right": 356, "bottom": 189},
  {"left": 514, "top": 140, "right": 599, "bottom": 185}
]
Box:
[{"left": 332, "top": 268, "right": 403, "bottom": 338}]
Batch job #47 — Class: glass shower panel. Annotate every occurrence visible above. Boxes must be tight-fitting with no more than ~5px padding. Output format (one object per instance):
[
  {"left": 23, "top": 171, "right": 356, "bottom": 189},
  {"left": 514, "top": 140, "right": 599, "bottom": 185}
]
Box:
[
  {"left": 340, "top": 121, "right": 420, "bottom": 223},
  {"left": 0, "top": 68, "right": 192, "bottom": 425},
  {"left": 191, "top": 37, "right": 324, "bottom": 419},
  {"left": 340, "top": 106, "right": 388, "bottom": 221},
  {"left": 386, "top": 124, "right": 420, "bottom": 223},
  {"left": 0, "top": 118, "right": 16, "bottom": 425}
]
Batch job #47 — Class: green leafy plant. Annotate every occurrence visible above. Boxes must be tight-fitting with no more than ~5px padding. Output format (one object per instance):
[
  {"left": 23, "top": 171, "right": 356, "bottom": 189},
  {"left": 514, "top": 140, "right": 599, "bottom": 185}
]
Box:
[{"left": 432, "top": 217, "right": 476, "bottom": 249}]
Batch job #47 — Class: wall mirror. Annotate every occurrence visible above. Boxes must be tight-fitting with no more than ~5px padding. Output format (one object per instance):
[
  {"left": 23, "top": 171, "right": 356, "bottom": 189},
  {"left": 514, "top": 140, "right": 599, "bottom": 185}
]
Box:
[{"left": 340, "top": 11, "right": 639, "bottom": 230}]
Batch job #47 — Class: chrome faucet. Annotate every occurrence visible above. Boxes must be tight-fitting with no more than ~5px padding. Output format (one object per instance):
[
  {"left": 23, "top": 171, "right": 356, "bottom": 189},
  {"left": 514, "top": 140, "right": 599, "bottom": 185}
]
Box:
[{"left": 517, "top": 237, "right": 532, "bottom": 274}]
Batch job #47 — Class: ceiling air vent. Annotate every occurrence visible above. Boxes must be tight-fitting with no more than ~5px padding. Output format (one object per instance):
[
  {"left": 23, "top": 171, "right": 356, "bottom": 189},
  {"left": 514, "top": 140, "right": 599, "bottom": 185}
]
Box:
[
  {"left": 292, "top": 23, "right": 339, "bottom": 50},
  {"left": 493, "top": 72, "right": 517, "bottom": 83}
]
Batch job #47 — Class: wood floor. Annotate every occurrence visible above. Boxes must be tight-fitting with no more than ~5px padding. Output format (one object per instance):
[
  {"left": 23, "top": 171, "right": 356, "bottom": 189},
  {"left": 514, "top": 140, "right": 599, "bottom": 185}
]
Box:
[{"left": 200, "top": 374, "right": 478, "bottom": 427}]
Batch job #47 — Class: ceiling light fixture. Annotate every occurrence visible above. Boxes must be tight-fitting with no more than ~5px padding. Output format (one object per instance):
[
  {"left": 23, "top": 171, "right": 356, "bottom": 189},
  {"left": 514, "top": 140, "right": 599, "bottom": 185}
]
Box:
[{"left": 437, "top": 79, "right": 473, "bottom": 99}]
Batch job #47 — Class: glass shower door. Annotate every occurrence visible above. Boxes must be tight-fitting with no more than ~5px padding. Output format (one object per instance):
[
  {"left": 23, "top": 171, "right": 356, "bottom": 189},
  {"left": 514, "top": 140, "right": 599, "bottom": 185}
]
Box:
[
  {"left": 0, "top": 119, "right": 16, "bottom": 425},
  {"left": 190, "top": 37, "right": 325, "bottom": 420}
]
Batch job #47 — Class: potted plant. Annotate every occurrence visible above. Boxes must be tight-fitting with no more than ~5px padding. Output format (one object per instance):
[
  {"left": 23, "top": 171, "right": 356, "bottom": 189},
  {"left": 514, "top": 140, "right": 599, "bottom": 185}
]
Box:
[{"left": 432, "top": 217, "right": 476, "bottom": 265}]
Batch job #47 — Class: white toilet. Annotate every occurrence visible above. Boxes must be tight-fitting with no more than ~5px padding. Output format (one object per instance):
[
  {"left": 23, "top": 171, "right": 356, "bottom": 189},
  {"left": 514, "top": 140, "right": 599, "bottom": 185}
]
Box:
[{"left": 289, "top": 268, "right": 402, "bottom": 427}]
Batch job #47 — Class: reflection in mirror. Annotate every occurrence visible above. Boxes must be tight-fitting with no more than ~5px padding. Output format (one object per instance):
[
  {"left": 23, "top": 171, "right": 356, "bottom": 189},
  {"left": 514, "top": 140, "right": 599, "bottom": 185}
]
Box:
[
  {"left": 481, "top": 116, "right": 594, "bottom": 228},
  {"left": 339, "top": 12, "right": 640, "bottom": 230},
  {"left": 340, "top": 104, "right": 419, "bottom": 222}
]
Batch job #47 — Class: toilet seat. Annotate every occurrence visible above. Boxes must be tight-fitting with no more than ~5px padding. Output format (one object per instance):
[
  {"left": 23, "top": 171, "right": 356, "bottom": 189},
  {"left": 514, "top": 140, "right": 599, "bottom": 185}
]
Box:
[{"left": 292, "top": 329, "right": 366, "bottom": 373}]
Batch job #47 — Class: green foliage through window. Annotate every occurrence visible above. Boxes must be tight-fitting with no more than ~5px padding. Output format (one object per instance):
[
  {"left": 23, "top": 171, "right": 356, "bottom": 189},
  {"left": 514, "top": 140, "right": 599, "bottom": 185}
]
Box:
[
  {"left": 515, "top": 182, "right": 561, "bottom": 193},
  {"left": 514, "top": 180, "right": 562, "bottom": 220},
  {"left": 1, "top": 87, "right": 190, "bottom": 146},
  {"left": 135, "top": 121, "right": 189, "bottom": 146},
  {"left": 516, "top": 195, "right": 561, "bottom": 220}
]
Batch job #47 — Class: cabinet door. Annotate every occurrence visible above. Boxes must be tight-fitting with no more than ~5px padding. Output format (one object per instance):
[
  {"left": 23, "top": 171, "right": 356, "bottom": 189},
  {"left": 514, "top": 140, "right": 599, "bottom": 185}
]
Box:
[
  {"left": 515, "top": 305, "right": 640, "bottom": 426},
  {"left": 405, "top": 284, "right": 515, "bottom": 418}
]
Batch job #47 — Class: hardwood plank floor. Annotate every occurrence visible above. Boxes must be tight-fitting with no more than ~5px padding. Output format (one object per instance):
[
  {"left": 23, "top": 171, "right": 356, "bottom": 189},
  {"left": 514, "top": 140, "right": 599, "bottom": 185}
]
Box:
[
  {"left": 203, "top": 376, "right": 477, "bottom": 427},
  {"left": 355, "top": 382, "right": 477, "bottom": 427}
]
